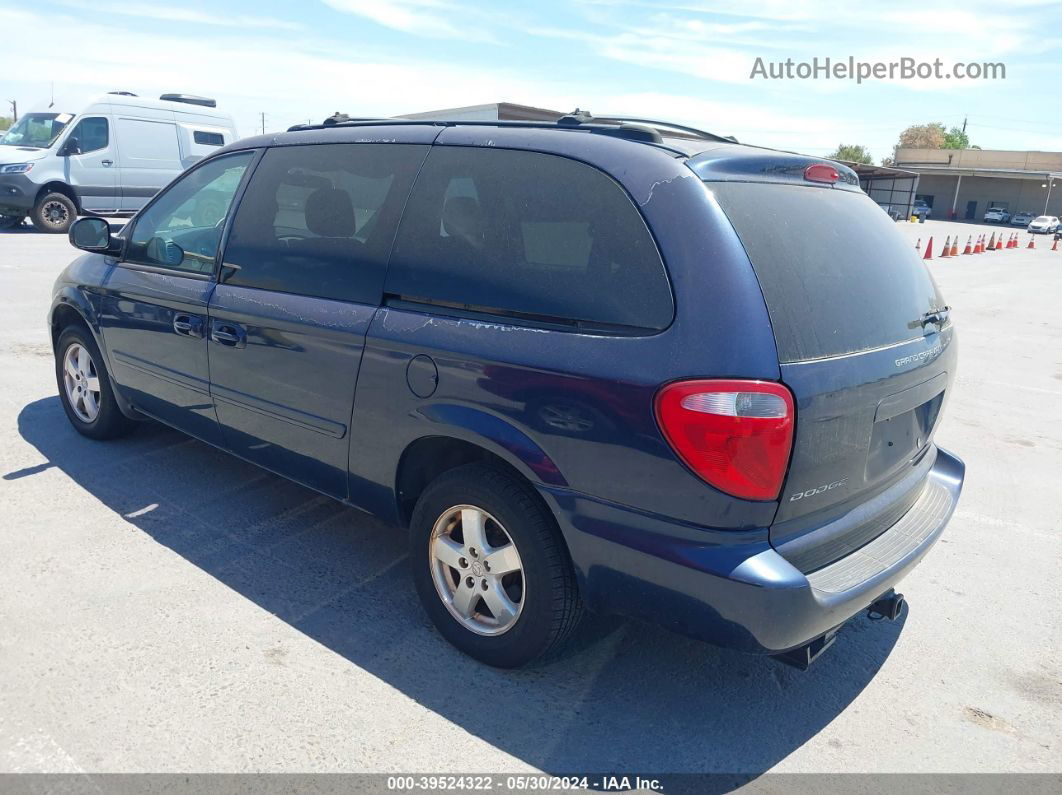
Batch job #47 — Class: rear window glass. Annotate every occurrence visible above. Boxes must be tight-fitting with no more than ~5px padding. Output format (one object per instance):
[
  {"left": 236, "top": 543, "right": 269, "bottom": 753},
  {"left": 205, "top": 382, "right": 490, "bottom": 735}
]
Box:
[
  {"left": 709, "top": 182, "right": 945, "bottom": 363},
  {"left": 386, "top": 147, "right": 673, "bottom": 331},
  {"left": 193, "top": 130, "right": 224, "bottom": 146}
]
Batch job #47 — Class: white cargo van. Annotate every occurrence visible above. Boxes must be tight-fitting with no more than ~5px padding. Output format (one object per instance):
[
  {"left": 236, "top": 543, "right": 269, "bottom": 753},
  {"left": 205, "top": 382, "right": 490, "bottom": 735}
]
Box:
[{"left": 0, "top": 92, "right": 238, "bottom": 232}]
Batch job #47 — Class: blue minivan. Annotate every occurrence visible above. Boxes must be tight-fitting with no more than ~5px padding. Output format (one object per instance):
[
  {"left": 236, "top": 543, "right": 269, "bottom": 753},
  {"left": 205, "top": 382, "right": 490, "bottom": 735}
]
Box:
[{"left": 52, "top": 114, "right": 964, "bottom": 668}]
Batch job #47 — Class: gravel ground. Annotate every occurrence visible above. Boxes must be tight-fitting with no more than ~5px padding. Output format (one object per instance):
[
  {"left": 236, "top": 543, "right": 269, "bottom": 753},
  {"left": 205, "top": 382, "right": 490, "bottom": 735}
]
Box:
[{"left": 0, "top": 217, "right": 1058, "bottom": 780}]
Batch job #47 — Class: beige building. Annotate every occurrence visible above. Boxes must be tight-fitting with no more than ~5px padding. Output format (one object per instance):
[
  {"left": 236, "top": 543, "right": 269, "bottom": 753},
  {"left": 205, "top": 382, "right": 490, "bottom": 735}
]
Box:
[{"left": 895, "top": 147, "right": 1062, "bottom": 221}]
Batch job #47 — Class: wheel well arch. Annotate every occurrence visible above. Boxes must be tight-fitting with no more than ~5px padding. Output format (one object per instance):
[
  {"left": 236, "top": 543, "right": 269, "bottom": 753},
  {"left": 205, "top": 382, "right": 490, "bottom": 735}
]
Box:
[
  {"left": 36, "top": 181, "right": 80, "bottom": 212},
  {"left": 395, "top": 436, "right": 542, "bottom": 528},
  {"left": 50, "top": 302, "right": 91, "bottom": 350}
]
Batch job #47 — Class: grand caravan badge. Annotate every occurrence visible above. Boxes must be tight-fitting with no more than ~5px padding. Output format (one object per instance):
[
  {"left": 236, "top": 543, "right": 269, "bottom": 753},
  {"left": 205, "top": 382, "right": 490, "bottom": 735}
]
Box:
[{"left": 895, "top": 341, "right": 943, "bottom": 368}]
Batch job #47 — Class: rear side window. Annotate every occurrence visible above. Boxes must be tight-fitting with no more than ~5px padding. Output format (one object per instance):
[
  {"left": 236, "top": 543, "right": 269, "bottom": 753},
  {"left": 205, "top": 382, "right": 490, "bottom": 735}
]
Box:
[
  {"left": 222, "top": 143, "right": 427, "bottom": 304},
  {"left": 386, "top": 147, "right": 673, "bottom": 330},
  {"left": 710, "top": 182, "right": 945, "bottom": 362},
  {"left": 193, "top": 130, "right": 224, "bottom": 146}
]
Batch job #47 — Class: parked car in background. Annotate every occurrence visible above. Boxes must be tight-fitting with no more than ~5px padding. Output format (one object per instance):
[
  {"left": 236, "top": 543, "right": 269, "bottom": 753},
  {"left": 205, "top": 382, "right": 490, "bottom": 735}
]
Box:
[
  {"left": 0, "top": 92, "right": 236, "bottom": 233},
  {"left": 984, "top": 206, "right": 1011, "bottom": 223},
  {"left": 912, "top": 199, "right": 931, "bottom": 220},
  {"left": 1010, "top": 211, "right": 1035, "bottom": 226},
  {"left": 1027, "top": 215, "right": 1060, "bottom": 233},
  {"left": 52, "top": 115, "right": 963, "bottom": 669}
]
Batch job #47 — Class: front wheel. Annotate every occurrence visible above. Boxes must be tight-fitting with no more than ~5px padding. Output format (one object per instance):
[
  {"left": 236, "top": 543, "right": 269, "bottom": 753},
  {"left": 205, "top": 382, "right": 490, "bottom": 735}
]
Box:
[
  {"left": 410, "top": 463, "right": 582, "bottom": 667},
  {"left": 32, "top": 192, "right": 77, "bottom": 233},
  {"left": 55, "top": 326, "right": 134, "bottom": 440}
]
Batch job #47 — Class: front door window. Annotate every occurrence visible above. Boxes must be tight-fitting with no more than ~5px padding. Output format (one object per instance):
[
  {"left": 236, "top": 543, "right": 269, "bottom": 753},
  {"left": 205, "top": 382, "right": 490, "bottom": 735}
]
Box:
[{"left": 126, "top": 151, "right": 254, "bottom": 275}]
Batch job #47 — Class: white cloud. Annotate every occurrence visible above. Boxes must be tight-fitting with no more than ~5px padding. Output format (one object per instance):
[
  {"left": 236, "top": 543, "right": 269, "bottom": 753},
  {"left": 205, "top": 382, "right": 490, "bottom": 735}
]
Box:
[
  {"left": 0, "top": 7, "right": 570, "bottom": 136},
  {"left": 320, "top": 0, "right": 497, "bottom": 41},
  {"left": 54, "top": 0, "right": 303, "bottom": 30},
  {"left": 555, "top": 0, "right": 1056, "bottom": 91}
]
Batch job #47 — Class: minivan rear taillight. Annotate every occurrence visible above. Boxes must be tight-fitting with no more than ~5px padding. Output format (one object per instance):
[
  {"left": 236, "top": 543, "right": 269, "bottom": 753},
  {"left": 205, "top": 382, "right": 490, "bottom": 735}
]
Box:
[{"left": 654, "top": 379, "right": 795, "bottom": 501}]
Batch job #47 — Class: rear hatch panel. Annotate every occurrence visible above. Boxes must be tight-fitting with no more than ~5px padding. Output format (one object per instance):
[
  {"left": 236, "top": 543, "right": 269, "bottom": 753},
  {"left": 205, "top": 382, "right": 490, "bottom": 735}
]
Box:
[{"left": 699, "top": 168, "right": 954, "bottom": 564}]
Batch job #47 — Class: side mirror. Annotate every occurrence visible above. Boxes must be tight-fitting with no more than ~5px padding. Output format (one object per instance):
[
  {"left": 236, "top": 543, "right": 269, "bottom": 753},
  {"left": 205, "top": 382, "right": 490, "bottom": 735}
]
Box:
[
  {"left": 145, "top": 236, "right": 184, "bottom": 267},
  {"left": 69, "top": 217, "right": 117, "bottom": 253},
  {"left": 61, "top": 137, "right": 82, "bottom": 156}
]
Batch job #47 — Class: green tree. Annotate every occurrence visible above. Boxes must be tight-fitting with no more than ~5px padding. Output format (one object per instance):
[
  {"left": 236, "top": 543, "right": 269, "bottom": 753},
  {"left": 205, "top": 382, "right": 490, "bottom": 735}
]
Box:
[
  {"left": 827, "top": 143, "right": 873, "bottom": 164},
  {"left": 943, "top": 126, "right": 969, "bottom": 149},
  {"left": 947, "top": 125, "right": 972, "bottom": 148},
  {"left": 0, "top": 116, "right": 11, "bottom": 132}
]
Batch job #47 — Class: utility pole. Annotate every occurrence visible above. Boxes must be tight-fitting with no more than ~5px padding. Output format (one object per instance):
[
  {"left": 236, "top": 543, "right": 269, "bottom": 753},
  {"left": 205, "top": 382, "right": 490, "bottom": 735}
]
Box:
[
  {"left": 1044, "top": 180, "right": 1055, "bottom": 216},
  {"left": 260, "top": 112, "right": 266, "bottom": 135},
  {"left": 961, "top": 116, "right": 967, "bottom": 134},
  {"left": 8, "top": 100, "right": 15, "bottom": 122}
]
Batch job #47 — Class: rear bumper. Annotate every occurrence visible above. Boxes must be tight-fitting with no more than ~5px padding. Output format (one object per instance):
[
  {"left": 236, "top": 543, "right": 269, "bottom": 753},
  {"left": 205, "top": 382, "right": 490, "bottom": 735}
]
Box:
[{"left": 541, "top": 446, "right": 964, "bottom": 654}]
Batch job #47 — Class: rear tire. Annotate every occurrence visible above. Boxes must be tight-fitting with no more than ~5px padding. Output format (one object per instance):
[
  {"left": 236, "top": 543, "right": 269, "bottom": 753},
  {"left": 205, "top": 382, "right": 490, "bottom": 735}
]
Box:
[
  {"left": 410, "top": 463, "right": 582, "bottom": 668},
  {"left": 55, "top": 326, "right": 134, "bottom": 440},
  {"left": 32, "top": 192, "right": 77, "bottom": 233}
]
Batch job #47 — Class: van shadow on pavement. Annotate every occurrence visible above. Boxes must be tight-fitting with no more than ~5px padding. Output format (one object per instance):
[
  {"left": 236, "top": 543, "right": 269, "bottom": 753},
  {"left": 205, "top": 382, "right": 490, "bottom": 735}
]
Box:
[{"left": 14, "top": 396, "right": 904, "bottom": 789}]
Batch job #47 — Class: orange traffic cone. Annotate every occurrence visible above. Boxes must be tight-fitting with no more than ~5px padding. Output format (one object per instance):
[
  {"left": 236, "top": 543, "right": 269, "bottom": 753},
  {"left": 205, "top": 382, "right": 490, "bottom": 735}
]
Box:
[
  {"left": 975, "top": 235, "right": 982, "bottom": 253},
  {"left": 987, "top": 233, "right": 996, "bottom": 250},
  {"left": 1027, "top": 236, "right": 1035, "bottom": 249},
  {"left": 923, "top": 236, "right": 934, "bottom": 260},
  {"left": 1052, "top": 238, "right": 1059, "bottom": 251},
  {"left": 1009, "top": 233, "right": 1017, "bottom": 249},
  {"left": 941, "top": 236, "right": 951, "bottom": 257},
  {"left": 949, "top": 237, "right": 959, "bottom": 257},
  {"left": 962, "top": 236, "right": 972, "bottom": 255}
]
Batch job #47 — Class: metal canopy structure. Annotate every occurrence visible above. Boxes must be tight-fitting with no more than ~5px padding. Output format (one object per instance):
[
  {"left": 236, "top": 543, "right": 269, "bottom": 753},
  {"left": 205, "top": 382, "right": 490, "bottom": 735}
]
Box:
[{"left": 836, "top": 160, "right": 921, "bottom": 220}]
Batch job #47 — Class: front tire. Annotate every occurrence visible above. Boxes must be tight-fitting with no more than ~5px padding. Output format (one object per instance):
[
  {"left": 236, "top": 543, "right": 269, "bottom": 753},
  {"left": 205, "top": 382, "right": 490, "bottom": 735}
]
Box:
[
  {"left": 55, "top": 326, "right": 134, "bottom": 440},
  {"left": 32, "top": 192, "right": 77, "bottom": 233},
  {"left": 410, "top": 463, "right": 582, "bottom": 668}
]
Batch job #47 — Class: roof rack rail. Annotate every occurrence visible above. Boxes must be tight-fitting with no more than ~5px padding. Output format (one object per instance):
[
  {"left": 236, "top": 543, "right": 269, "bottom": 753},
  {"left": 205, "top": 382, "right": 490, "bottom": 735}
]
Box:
[
  {"left": 287, "top": 112, "right": 398, "bottom": 131},
  {"left": 108, "top": 91, "right": 138, "bottom": 97},
  {"left": 279, "top": 114, "right": 729, "bottom": 153},
  {"left": 592, "top": 116, "right": 738, "bottom": 144}
]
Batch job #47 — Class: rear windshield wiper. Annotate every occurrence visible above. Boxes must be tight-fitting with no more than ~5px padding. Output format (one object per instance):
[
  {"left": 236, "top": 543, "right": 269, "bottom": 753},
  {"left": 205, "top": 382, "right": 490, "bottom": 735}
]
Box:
[{"left": 920, "top": 306, "right": 951, "bottom": 328}]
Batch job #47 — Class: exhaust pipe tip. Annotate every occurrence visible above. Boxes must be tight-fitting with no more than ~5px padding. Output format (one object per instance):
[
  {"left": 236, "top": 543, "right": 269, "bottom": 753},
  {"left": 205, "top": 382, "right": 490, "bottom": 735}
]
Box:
[{"left": 868, "top": 590, "right": 905, "bottom": 621}]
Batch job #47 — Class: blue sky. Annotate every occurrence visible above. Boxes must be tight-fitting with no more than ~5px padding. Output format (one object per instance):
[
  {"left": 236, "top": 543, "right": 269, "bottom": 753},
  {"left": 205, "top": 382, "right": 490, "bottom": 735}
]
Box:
[{"left": 2, "top": 0, "right": 1061, "bottom": 161}]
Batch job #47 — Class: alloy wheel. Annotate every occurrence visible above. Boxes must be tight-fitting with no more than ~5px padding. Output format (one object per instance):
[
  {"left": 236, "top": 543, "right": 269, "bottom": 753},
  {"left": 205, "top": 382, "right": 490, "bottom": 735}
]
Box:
[
  {"left": 429, "top": 505, "right": 525, "bottom": 636},
  {"left": 43, "top": 200, "right": 70, "bottom": 228},
  {"left": 62, "top": 343, "right": 101, "bottom": 423}
]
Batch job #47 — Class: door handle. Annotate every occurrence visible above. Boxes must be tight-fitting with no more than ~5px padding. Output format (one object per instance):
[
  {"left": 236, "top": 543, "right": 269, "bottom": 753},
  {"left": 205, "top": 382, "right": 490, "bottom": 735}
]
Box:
[
  {"left": 210, "top": 320, "right": 246, "bottom": 348},
  {"left": 173, "top": 313, "right": 203, "bottom": 337},
  {"left": 101, "top": 159, "right": 113, "bottom": 167}
]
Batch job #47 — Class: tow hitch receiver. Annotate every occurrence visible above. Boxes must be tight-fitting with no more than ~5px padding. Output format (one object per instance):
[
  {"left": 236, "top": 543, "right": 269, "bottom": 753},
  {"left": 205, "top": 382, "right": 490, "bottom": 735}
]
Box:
[{"left": 772, "top": 629, "right": 838, "bottom": 671}]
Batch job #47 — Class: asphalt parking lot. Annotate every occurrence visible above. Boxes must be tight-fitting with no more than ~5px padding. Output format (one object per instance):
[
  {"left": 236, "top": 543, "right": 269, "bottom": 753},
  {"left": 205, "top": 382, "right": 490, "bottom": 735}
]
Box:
[{"left": 0, "top": 217, "right": 1059, "bottom": 779}]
